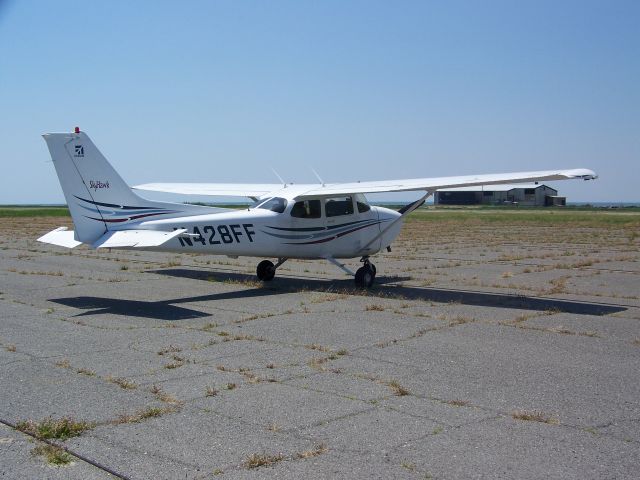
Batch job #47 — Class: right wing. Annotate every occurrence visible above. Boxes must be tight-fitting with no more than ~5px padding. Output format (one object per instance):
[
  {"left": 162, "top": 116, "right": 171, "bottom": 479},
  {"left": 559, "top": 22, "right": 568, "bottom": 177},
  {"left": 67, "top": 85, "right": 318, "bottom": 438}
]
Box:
[{"left": 133, "top": 168, "right": 597, "bottom": 200}]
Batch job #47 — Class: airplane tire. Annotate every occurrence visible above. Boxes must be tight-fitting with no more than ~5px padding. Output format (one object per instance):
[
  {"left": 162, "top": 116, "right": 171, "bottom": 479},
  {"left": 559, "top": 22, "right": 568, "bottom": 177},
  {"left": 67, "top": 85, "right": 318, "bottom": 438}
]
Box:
[
  {"left": 257, "top": 260, "right": 276, "bottom": 281},
  {"left": 355, "top": 265, "right": 374, "bottom": 288},
  {"left": 370, "top": 263, "right": 377, "bottom": 278}
]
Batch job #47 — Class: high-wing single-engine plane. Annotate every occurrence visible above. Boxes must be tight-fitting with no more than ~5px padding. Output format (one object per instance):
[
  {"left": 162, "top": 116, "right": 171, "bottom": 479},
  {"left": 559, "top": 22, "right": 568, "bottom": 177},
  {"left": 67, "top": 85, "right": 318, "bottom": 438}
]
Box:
[{"left": 38, "top": 129, "right": 597, "bottom": 287}]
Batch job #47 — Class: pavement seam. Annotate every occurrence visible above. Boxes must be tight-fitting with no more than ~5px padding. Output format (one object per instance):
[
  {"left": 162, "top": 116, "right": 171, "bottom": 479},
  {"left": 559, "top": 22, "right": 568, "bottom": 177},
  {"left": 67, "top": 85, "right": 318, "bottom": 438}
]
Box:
[{"left": 0, "top": 416, "right": 132, "bottom": 479}]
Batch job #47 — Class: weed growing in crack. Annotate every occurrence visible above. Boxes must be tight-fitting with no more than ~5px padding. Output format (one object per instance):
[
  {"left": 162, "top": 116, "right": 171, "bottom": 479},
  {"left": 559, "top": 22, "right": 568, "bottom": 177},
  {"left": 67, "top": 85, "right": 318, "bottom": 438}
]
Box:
[
  {"left": 16, "top": 417, "right": 94, "bottom": 440},
  {"left": 243, "top": 452, "right": 284, "bottom": 469},
  {"left": 511, "top": 410, "right": 559, "bottom": 425},
  {"left": 31, "top": 444, "right": 72, "bottom": 465}
]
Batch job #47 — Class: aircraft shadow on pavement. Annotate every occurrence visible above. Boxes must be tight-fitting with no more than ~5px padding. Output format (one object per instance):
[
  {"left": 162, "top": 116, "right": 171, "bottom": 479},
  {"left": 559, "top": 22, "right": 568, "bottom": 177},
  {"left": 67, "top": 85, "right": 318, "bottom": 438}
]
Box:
[
  {"left": 154, "top": 268, "right": 625, "bottom": 316},
  {"left": 49, "top": 267, "right": 626, "bottom": 321}
]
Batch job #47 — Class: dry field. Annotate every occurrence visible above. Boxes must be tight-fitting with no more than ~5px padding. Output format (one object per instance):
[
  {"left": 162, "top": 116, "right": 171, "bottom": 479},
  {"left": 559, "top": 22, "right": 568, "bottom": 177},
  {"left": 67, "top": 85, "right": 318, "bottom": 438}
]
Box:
[{"left": 0, "top": 209, "right": 639, "bottom": 479}]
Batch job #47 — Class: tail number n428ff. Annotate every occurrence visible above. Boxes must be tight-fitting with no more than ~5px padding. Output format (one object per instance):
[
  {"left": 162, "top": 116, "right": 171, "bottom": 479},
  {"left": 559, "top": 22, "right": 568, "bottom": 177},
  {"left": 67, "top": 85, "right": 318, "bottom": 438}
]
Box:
[{"left": 176, "top": 224, "right": 255, "bottom": 247}]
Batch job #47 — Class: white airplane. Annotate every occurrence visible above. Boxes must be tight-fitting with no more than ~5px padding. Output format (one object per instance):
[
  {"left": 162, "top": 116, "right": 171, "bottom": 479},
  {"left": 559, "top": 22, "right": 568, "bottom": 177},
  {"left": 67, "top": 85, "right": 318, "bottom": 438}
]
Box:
[{"left": 38, "top": 128, "right": 597, "bottom": 287}]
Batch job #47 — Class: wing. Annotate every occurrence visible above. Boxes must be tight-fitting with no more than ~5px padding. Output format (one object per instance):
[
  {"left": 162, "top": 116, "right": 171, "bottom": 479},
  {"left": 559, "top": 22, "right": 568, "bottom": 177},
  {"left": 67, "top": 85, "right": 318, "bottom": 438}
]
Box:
[
  {"left": 133, "top": 168, "right": 596, "bottom": 200},
  {"left": 133, "top": 183, "right": 288, "bottom": 198},
  {"left": 293, "top": 168, "right": 597, "bottom": 199}
]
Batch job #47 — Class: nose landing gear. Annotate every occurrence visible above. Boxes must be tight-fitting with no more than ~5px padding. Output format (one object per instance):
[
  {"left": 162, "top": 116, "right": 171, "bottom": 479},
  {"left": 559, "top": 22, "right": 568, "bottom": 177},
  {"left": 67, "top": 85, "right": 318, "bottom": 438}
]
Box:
[
  {"left": 355, "top": 256, "right": 376, "bottom": 288},
  {"left": 256, "top": 258, "right": 287, "bottom": 281}
]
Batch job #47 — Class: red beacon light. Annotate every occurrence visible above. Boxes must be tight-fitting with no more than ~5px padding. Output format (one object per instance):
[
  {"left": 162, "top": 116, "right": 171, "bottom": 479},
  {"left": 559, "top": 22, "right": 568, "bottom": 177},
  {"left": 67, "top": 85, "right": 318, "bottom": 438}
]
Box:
[{"left": 74, "top": 126, "right": 80, "bottom": 134}]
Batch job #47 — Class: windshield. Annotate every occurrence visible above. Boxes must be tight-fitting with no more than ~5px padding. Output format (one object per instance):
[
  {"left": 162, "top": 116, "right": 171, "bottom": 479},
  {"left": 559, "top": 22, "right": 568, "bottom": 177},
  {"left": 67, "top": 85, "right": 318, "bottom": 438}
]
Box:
[{"left": 255, "top": 197, "right": 287, "bottom": 213}]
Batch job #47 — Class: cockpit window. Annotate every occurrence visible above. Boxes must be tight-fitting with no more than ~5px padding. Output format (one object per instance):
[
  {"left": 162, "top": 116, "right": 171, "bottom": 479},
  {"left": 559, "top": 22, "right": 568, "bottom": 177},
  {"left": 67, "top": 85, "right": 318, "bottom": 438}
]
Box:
[
  {"left": 355, "top": 193, "right": 371, "bottom": 213},
  {"left": 257, "top": 197, "right": 287, "bottom": 213},
  {"left": 291, "top": 199, "right": 321, "bottom": 218},
  {"left": 325, "top": 196, "right": 354, "bottom": 217}
]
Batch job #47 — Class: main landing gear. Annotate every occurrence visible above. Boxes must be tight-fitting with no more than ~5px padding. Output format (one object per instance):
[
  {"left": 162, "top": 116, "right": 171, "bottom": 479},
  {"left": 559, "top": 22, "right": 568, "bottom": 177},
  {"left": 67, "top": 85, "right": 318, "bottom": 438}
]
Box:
[
  {"left": 256, "top": 258, "right": 287, "bottom": 281},
  {"left": 257, "top": 256, "right": 376, "bottom": 288},
  {"left": 354, "top": 256, "right": 376, "bottom": 288}
]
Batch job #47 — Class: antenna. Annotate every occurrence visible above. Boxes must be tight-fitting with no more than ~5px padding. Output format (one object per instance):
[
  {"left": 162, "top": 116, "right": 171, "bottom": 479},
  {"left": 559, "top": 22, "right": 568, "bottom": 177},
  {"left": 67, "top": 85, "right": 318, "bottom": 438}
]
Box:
[
  {"left": 311, "top": 168, "right": 325, "bottom": 187},
  {"left": 271, "top": 168, "right": 286, "bottom": 187}
]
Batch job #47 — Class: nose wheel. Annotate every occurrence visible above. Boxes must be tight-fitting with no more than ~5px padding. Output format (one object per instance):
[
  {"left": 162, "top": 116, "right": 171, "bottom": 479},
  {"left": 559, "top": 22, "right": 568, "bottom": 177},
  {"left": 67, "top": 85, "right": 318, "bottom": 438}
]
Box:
[
  {"left": 355, "top": 257, "right": 376, "bottom": 288},
  {"left": 256, "top": 258, "right": 287, "bottom": 281}
]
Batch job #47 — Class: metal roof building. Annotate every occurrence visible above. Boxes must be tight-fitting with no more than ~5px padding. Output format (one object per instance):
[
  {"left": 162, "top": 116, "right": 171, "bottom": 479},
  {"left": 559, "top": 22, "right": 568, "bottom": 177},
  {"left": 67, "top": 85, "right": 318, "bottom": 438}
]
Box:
[{"left": 434, "top": 183, "right": 565, "bottom": 206}]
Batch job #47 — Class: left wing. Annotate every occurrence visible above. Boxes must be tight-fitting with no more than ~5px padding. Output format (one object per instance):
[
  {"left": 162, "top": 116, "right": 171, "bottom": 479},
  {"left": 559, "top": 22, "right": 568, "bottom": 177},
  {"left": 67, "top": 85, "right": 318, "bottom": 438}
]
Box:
[
  {"left": 133, "top": 168, "right": 597, "bottom": 200},
  {"left": 133, "top": 183, "right": 286, "bottom": 199}
]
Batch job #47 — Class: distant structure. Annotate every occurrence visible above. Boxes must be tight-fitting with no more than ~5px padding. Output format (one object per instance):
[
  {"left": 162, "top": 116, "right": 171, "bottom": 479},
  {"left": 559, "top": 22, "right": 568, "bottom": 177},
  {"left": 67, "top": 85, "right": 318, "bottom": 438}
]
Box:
[{"left": 434, "top": 183, "right": 566, "bottom": 206}]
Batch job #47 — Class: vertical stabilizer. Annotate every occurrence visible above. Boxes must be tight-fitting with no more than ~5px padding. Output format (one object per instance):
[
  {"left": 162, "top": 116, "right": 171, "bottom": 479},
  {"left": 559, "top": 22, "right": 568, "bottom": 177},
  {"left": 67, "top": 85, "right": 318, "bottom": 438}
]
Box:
[{"left": 42, "top": 130, "right": 179, "bottom": 243}]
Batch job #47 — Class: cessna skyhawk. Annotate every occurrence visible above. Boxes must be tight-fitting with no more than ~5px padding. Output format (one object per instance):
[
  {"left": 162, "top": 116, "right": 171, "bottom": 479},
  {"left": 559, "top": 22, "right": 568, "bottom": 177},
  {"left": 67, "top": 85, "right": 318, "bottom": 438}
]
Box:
[{"left": 38, "top": 129, "right": 597, "bottom": 287}]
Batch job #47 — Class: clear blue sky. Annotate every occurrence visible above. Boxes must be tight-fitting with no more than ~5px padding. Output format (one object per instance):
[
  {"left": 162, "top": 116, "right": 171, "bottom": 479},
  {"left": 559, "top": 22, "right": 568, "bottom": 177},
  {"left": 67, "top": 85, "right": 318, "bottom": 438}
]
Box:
[{"left": 0, "top": 0, "right": 638, "bottom": 203}]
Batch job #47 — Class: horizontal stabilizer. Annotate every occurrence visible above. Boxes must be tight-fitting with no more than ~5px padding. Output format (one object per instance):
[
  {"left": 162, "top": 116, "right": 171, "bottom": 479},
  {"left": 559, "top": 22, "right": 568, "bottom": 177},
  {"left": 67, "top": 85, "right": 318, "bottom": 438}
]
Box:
[
  {"left": 92, "top": 229, "right": 187, "bottom": 249},
  {"left": 37, "top": 227, "right": 82, "bottom": 248}
]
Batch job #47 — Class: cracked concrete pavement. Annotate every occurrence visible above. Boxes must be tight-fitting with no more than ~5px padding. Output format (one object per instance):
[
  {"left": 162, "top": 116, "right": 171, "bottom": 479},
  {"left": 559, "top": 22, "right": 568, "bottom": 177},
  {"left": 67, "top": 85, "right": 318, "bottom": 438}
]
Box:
[{"left": 1, "top": 212, "right": 639, "bottom": 479}]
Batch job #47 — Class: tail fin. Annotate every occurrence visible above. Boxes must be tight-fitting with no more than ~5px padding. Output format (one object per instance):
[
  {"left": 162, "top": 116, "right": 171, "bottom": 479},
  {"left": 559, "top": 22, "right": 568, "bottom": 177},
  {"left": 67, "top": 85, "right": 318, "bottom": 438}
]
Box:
[{"left": 42, "top": 130, "right": 188, "bottom": 243}]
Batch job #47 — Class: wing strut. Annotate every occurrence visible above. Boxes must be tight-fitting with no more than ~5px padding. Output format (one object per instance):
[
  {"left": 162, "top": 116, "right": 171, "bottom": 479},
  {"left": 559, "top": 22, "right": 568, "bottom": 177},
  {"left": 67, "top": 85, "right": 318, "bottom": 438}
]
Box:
[
  {"left": 323, "top": 255, "right": 355, "bottom": 276},
  {"left": 360, "top": 191, "right": 433, "bottom": 254}
]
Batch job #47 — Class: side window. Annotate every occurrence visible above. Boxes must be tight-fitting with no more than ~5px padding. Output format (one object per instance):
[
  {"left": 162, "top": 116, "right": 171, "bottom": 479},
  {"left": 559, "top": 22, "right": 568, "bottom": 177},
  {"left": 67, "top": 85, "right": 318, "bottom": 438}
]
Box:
[
  {"left": 291, "top": 199, "right": 321, "bottom": 218},
  {"left": 325, "top": 196, "right": 354, "bottom": 217},
  {"left": 355, "top": 193, "right": 371, "bottom": 213},
  {"left": 257, "top": 197, "right": 287, "bottom": 213}
]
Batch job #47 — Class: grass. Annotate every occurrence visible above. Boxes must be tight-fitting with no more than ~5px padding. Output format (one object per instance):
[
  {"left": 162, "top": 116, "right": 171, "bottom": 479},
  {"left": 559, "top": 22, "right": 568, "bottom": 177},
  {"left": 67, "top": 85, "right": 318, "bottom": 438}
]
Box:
[
  {"left": 31, "top": 444, "right": 72, "bottom": 465},
  {"left": 0, "top": 206, "right": 70, "bottom": 217},
  {"left": 446, "top": 399, "right": 470, "bottom": 407},
  {"left": 296, "top": 443, "right": 328, "bottom": 459},
  {"left": 405, "top": 207, "right": 640, "bottom": 227},
  {"left": 267, "top": 422, "right": 281, "bottom": 432},
  {"left": 205, "top": 386, "right": 218, "bottom": 397},
  {"left": 365, "top": 304, "right": 385, "bottom": 311},
  {"left": 511, "top": 409, "right": 559, "bottom": 425},
  {"left": 114, "top": 406, "right": 175, "bottom": 424},
  {"left": 157, "top": 345, "right": 182, "bottom": 355},
  {"left": 76, "top": 368, "right": 95, "bottom": 376},
  {"left": 387, "top": 380, "right": 410, "bottom": 396},
  {"left": 16, "top": 417, "right": 94, "bottom": 440},
  {"left": 106, "top": 376, "right": 137, "bottom": 389},
  {"left": 243, "top": 452, "right": 284, "bottom": 469},
  {"left": 6, "top": 204, "right": 639, "bottom": 227},
  {"left": 55, "top": 359, "right": 71, "bottom": 368}
]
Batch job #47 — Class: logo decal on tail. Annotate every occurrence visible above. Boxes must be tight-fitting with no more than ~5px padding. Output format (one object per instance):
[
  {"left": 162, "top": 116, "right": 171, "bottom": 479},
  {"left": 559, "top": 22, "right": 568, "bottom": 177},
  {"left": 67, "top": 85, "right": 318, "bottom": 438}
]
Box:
[
  {"left": 89, "top": 180, "right": 110, "bottom": 191},
  {"left": 74, "top": 145, "right": 84, "bottom": 157}
]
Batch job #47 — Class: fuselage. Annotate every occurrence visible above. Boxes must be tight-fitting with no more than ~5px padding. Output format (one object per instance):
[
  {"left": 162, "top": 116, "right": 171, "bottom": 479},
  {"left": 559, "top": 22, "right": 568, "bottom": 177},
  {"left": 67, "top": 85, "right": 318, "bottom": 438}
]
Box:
[{"left": 128, "top": 198, "right": 402, "bottom": 259}]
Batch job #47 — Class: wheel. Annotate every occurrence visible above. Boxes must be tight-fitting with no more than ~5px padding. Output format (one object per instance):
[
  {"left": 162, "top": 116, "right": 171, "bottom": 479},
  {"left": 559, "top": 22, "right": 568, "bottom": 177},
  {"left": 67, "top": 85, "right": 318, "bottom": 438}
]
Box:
[
  {"left": 257, "top": 260, "right": 276, "bottom": 281},
  {"left": 370, "top": 263, "right": 376, "bottom": 278},
  {"left": 355, "top": 265, "right": 374, "bottom": 288}
]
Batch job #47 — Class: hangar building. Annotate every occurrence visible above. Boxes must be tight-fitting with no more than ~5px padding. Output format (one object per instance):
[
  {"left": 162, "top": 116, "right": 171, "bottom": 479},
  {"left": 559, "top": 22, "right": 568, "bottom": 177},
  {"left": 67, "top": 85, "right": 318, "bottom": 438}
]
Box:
[{"left": 434, "top": 183, "right": 566, "bottom": 206}]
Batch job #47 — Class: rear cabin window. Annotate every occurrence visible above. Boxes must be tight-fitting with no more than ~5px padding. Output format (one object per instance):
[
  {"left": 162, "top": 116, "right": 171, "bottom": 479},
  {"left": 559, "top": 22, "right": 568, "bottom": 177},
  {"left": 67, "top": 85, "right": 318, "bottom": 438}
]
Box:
[
  {"left": 257, "top": 197, "right": 287, "bottom": 213},
  {"left": 325, "top": 196, "right": 354, "bottom": 217},
  {"left": 291, "top": 199, "right": 321, "bottom": 218}
]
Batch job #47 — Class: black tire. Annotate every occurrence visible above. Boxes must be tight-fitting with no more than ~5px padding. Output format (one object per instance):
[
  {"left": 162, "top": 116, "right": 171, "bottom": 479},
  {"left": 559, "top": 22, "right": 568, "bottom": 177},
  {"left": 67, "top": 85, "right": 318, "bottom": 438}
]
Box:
[
  {"left": 354, "top": 265, "right": 374, "bottom": 288},
  {"left": 370, "top": 263, "right": 377, "bottom": 278},
  {"left": 257, "top": 260, "right": 276, "bottom": 281}
]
